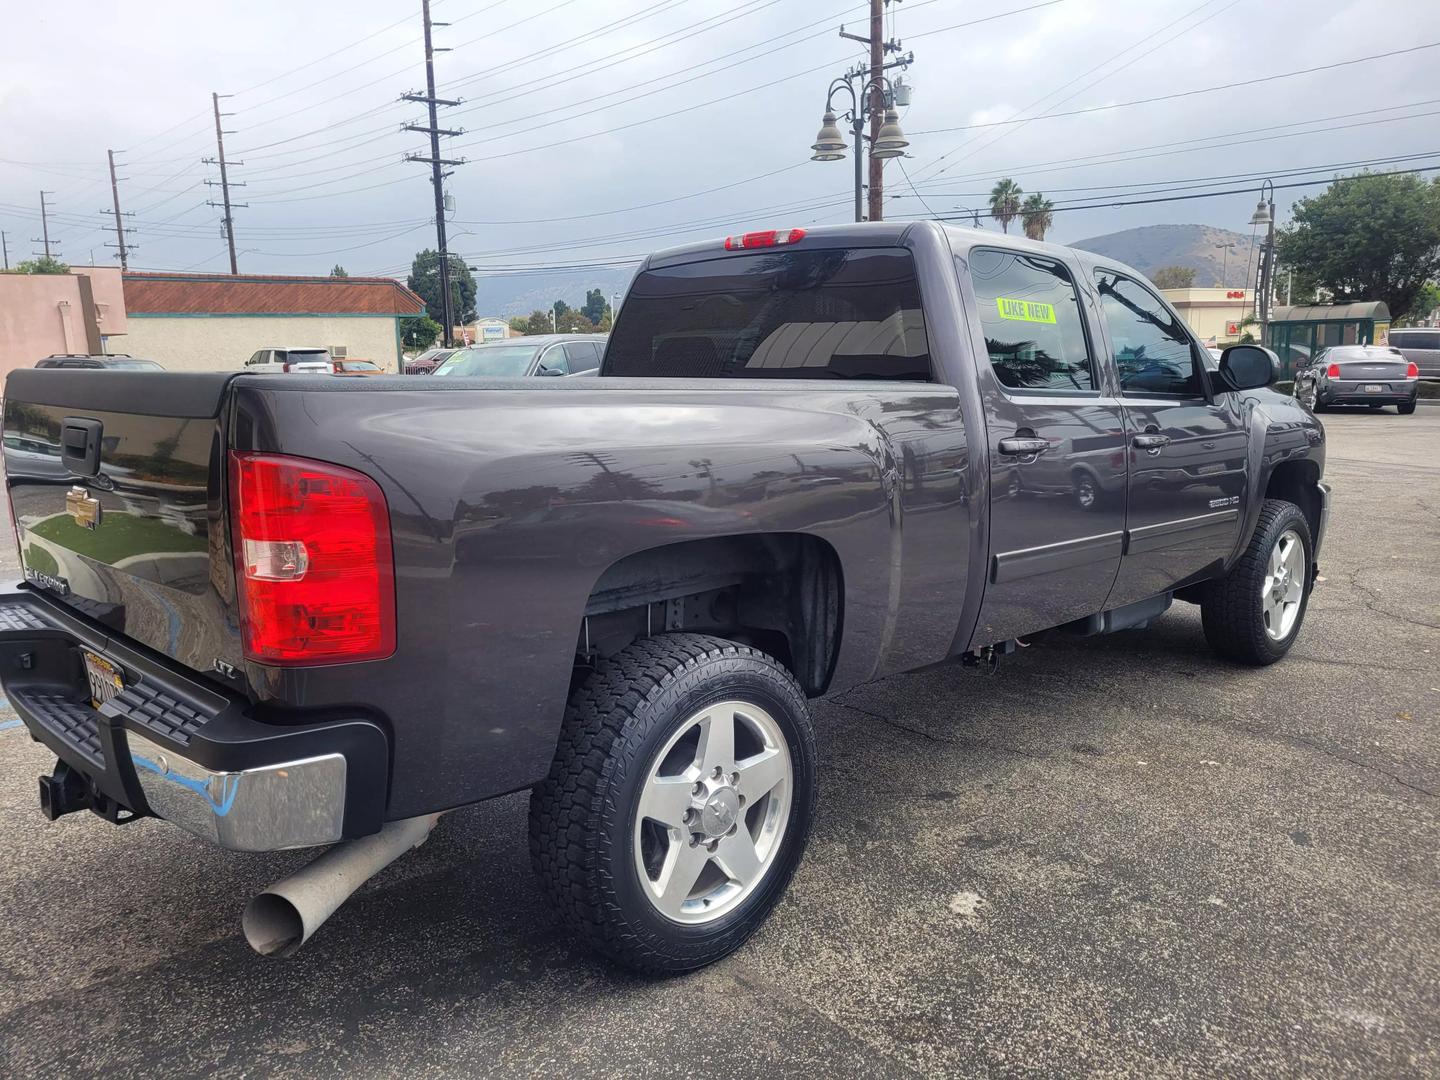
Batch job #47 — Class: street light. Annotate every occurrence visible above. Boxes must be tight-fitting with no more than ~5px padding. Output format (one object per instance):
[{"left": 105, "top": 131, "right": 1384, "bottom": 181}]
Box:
[
  {"left": 1213, "top": 241, "right": 1238, "bottom": 287},
  {"left": 809, "top": 65, "right": 910, "bottom": 222},
  {"left": 1250, "top": 180, "right": 1276, "bottom": 347}
]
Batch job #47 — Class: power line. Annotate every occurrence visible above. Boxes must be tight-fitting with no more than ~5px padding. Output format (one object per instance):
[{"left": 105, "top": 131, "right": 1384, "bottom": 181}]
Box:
[{"left": 909, "top": 41, "right": 1440, "bottom": 137}]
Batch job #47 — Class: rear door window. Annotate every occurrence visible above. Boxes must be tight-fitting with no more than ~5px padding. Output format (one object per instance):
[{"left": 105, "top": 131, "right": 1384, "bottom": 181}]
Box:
[
  {"left": 968, "top": 248, "right": 1095, "bottom": 392},
  {"left": 563, "top": 341, "right": 601, "bottom": 373},
  {"left": 1094, "top": 270, "right": 1203, "bottom": 397},
  {"left": 604, "top": 247, "right": 931, "bottom": 380}
]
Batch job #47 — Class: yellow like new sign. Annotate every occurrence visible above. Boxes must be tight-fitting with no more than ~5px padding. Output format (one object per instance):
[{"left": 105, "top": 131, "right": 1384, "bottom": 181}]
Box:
[{"left": 996, "top": 297, "right": 1057, "bottom": 324}]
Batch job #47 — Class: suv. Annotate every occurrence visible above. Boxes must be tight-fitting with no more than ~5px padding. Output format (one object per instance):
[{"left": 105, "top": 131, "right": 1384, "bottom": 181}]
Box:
[
  {"left": 432, "top": 335, "right": 605, "bottom": 378},
  {"left": 243, "top": 347, "right": 332, "bottom": 374},
  {"left": 35, "top": 354, "right": 163, "bottom": 370},
  {"left": 1388, "top": 327, "right": 1440, "bottom": 379}
]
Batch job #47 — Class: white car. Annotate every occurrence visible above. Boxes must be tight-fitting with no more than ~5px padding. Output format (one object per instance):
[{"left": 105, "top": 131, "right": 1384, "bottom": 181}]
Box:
[{"left": 243, "top": 347, "right": 332, "bottom": 373}]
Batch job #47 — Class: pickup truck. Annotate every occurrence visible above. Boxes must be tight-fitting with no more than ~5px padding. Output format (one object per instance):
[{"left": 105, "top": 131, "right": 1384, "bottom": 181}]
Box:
[{"left": 0, "top": 222, "right": 1328, "bottom": 974}]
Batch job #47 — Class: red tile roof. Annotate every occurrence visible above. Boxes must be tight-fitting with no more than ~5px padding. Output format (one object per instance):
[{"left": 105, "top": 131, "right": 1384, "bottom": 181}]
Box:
[{"left": 123, "top": 272, "right": 426, "bottom": 316}]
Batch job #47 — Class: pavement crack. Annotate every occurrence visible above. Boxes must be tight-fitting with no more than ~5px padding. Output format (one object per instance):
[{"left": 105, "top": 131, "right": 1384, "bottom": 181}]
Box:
[
  {"left": 830, "top": 696, "right": 1042, "bottom": 759},
  {"left": 1343, "top": 566, "right": 1440, "bottom": 632},
  {"left": 1283, "top": 733, "right": 1439, "bottom": 799}
]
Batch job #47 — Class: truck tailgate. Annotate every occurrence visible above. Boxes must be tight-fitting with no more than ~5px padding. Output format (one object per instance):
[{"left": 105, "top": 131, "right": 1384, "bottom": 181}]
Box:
[{"left": 3, "top": 370, "right": 242, "bottom": 675}]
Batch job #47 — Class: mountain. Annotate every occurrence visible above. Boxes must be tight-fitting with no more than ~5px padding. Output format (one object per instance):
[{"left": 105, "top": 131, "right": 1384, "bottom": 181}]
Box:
[
  {"left": 1071, "top": 224, "right": 1258, "bottom": 289},
  {"left": 471, "top": 268, "right": 637, "bottom": 320}
]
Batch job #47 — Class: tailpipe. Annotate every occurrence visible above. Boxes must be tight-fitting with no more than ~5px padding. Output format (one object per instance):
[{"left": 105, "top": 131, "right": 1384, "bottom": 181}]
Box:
[{"left": 242, "top": 813, "right": 441, "bottom": 957}]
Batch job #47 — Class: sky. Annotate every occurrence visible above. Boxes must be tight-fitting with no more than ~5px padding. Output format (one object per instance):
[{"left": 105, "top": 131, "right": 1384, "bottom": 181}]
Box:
[{"left": 1, "top": 0, "right": 1438, "bottom": 308}]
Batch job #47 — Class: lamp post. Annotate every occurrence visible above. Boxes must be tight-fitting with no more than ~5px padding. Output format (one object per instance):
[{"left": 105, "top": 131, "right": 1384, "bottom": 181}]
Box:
[
  {"left": 1213, "top": 241, "right": 1238, "bottom": 287},
  {"left": 1249, "top": 180, "right": 1276, "bottom": 346},
  {"left": 810, "top": 63, "right": 911, "bottom": 222}
]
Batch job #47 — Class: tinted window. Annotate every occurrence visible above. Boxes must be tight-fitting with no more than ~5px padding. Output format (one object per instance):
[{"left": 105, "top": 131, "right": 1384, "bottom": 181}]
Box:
[
  {"left": 970, "top": 248, "right": 1094, "bottom": 392},
  {"left": 1095, "top": 270, "right": 1202, "bottom": 397},
  {"left": 604, "top": 247, "right": 931, "bottom": 380},
  {"left": 537, "top": 346, "right": 569, "bottom": 374},
  {"left": 104, "top": 359, "right": 162, "bottom": 370},
  {"left": 1392, "top": 330, "right": 1440, "bottom": 350},
  {"left": 563, "top": 341, "right": 601, "bottom": 373}
]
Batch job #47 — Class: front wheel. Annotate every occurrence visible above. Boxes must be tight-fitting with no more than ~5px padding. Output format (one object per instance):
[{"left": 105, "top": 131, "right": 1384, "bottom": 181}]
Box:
[
  {"left": 1298, "top": 382, "right": 1320, "bottom": 411},
  {"left": 1201, "top": 499, "right": 1314, "bottom": 665},
  {"left": 529, "top": 633, "right": 816, "bottom": 974}
]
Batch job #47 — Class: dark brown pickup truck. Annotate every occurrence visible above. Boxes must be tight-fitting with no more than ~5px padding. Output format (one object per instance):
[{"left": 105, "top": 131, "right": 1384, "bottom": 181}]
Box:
[{"left": 0, "top": 221, "right": 1328, "bottom": 973}]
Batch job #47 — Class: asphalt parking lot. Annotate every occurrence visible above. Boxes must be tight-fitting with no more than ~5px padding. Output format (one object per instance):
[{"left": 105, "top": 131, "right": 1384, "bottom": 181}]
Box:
[{"left": 0, "top": 409, "right": 1436, "bottom": 1079}]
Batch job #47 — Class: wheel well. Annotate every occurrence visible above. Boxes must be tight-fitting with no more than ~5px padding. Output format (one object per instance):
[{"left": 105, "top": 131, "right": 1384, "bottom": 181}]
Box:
[
  {"left": 579, "top": 534, "right": 843, "bottom": 696},
  {"left": 1265, "top": 460, "right": 1322, "bottom": 548}
]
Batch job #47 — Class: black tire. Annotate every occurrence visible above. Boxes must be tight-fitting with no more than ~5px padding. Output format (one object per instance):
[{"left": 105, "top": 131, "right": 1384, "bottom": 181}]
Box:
[
  {"left": 1201, "top": 499, "right": 1313, "bottom": 666},
  {"left": 529, "top": 633, "right": 816, "bottom": 974},
  {"left": 1398, "top": 400, "right": 1417, "bottom": 415},
  {"left": 1298, "top": 383, "right": 1319, "bottom": 411}
]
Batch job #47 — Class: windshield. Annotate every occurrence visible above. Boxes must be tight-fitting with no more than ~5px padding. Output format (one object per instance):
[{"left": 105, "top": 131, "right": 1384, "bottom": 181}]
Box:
[
  {"left": 434, "top": 345, "right": 538, "bottom": 377},
  {"left": 342, "top": 361, "right": 381, "bottom": 371},
  {"left": 105, "top": 359, "right": 163, "bottom": 370},
  {"left": 286, "top": 350, "right": 329, "bottom": 361}
]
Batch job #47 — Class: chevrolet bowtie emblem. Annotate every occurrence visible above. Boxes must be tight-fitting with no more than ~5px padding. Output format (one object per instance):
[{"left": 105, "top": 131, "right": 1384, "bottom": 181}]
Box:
[{"left": 65, "top": 486, "right": 102, "bottom": 530}]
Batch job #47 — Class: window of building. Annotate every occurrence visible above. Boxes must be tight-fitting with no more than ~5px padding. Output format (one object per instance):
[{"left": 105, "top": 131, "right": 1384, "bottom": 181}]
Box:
[{"left": 969, "top": 248, "right": 1095, "bottom": 392}]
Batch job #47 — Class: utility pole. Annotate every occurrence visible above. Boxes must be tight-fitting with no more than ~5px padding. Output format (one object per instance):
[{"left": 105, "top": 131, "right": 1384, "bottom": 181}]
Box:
[
  {"left": 106, "top": 149, "right": 133, "bottom": 271},
  {"left": 867, "top": 0, "right": 885, "bottom": 221},
  {"left": 404, "top": 0, "right": 466, "bottom": 348},
  {"left": 1, "top": 230, "right": 9, "bottom": 271},
  {"left": 32, "top": 190, "right": 56, "bottom": 258},
  {"left": 205, "top": 92, "right": 246, "bottom": 274}
]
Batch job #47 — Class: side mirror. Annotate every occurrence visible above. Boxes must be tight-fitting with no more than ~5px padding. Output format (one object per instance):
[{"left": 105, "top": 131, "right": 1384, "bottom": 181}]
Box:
[
  {"left": 1216, "top": 344, "right": 1279, "bottom": 392},
  {"left": 536, "top": 364, "right": 565, "bottom": 377}
]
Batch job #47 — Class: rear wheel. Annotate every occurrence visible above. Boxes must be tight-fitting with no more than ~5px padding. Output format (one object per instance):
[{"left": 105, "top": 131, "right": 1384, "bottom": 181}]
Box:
[
  {"left": 1201, "top": 499, "right": 1313, "bottom": 665},
  {"left": 1298, "top": 383, "right": 1320, "bottom": 411},
  {"left": 1399, "top": 400, "right": 1417, "bottom": 415},
  {"left": 529, "top": 633, "right": 816, "bottom": 974}
]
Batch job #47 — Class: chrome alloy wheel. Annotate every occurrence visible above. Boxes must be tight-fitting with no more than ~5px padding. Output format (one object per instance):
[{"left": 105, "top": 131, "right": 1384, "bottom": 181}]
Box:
[
  {"left": 633, "top": 701, "right": 792, "bottom": 925},
  {"left": 1262, "top": 527, "right": 1305, "bottom": 641}
]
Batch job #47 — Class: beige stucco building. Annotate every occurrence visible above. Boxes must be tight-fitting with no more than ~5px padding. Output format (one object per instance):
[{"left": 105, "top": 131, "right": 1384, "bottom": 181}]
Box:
[
  {"left": 0, "top": 266, "right": 128, "bottom": 377},
  {"left": 121, "top": 272, "right": 425, "bottom": 372},
  {"left": 1160, "top": 287, "right": 1254, "bottom": 345}
]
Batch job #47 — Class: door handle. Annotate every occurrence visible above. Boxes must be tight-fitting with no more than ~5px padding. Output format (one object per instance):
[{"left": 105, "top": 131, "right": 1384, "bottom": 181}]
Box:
[
  {"left": 1132, "top": 433, "right": 1171, "bottom": 453},
  {"left": 998, "top": 436, "right": 1050, "bottom": 456}
]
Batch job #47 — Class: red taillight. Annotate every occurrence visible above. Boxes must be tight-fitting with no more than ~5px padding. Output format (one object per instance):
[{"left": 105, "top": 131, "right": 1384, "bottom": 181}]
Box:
[
  {"left": 1407, "top": 361, "right": 1420, "bottom": 377},
  {"left": 228, "top": 451, "right": 395, "bottom": 666},
  {"left": 723, "top": 227, "right": 806, "bottom": 251},
  {"left": 1326, "top": 363, "right": 1340, "bottom": 378}
]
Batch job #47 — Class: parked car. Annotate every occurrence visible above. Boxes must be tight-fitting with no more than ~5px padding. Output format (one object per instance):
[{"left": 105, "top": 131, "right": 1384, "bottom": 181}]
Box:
[
  {"left": 330, "top": 359, "right": 385, "bottom": 376},
  {"left": 35, "top": 353, "right": 163, "bottom": 370},
  {"left": 243, "top": 347, "right": 331, "bottom": 373},
  {"left": 405, "top": 347, "right": 457, "bottom": 374},
  {"left": 432, "top": 334, "right": 605, "bottom": 378},
  {"left": 1294, "top": 344, "right": 1419, "bottom": 414},
  {"left": 1387, "top": 326, "right": 1440, "bottom": 379},
  {"left": 0, "top": 222, "right": 1327, "bottom": 976}
]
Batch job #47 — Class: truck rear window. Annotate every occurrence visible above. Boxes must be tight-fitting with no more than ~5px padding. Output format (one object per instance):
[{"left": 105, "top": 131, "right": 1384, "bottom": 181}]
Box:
[{"left": 604, "top": 247, "right": 931, "bottom": 380}]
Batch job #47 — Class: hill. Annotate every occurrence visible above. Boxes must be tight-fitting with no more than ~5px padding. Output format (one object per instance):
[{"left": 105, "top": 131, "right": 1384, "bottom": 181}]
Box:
[
  {"left": 470, "top": 268, "right": 636, "bottom": 320},
  {"left": 1071, "top": 224, "right": 1257, "bottom": 288}
]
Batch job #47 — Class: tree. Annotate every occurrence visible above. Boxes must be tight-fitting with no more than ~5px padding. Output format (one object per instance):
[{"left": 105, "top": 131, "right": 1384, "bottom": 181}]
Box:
[
  {"left": 510, "top": 308, "right": 550, "bottom": 335},
  {"left": 406, "top": 249, "right": 477, "bottom": 328},
  {"left": 401, "top": 315, "right": 441, "bottom": 351},
  {"left": 581, "top": 288, "right": 608, "bottom": 325},
  {"left": 1020, "top": 192, "right": 1053, "bottom": 241},
  {"left": 1151, "top": 265, "right": 1196, "bottom": 290},
  {"left": 330, "top": 264, "right": 349, "bottom": 278},
  {"left": 1402, "top": 281, "right": 1440, "bottom": 324},
  {"left": 989, "top": 178, "right": 1023, "bottom": 234},
  {"left": 1276, "top": 172, "right": 1440, "bottom": 324},
  {"left": 6, "top": 255, "right": 69, "bottom": 275}
]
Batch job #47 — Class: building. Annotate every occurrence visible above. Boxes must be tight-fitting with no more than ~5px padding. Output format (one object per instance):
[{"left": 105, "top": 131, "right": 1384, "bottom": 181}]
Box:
[
  {"left": 0, "top": 266, "right": 128, "bottom": 378},
  {"left": 121, "top": 272, "right": 426, "bottom": 372},
  {"left": 1265, "top": 302, "right": 1391, "bottom": 376},
  {"left": 455, "top": 317, "right": 514, "bottom": 344},
  {"left": 1160, "top": 287, "right": 1253, "bottom": 346}
]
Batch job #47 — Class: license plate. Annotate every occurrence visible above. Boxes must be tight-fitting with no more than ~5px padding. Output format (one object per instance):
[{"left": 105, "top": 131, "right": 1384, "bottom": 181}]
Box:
[
  {"left": 1364, "top": 384, "right": 1383, "bottom": 393},
  {"left": 82, "top": 651, "right": 124, "bottom": 710}
]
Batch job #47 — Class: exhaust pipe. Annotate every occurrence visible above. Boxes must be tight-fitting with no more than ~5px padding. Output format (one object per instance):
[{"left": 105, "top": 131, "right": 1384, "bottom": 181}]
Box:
[{"left": 242, "top": 813, "right": 440, "bottom": 957}]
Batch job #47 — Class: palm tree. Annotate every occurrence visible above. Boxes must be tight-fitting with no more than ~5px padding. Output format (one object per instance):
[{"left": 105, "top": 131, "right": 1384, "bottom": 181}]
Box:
[
  {"left": 989, "top": 178, "right": 1023, "bottom": 234},
  {"left": 1021, "top": 192, "right": 1054, "bottom": 241}
]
